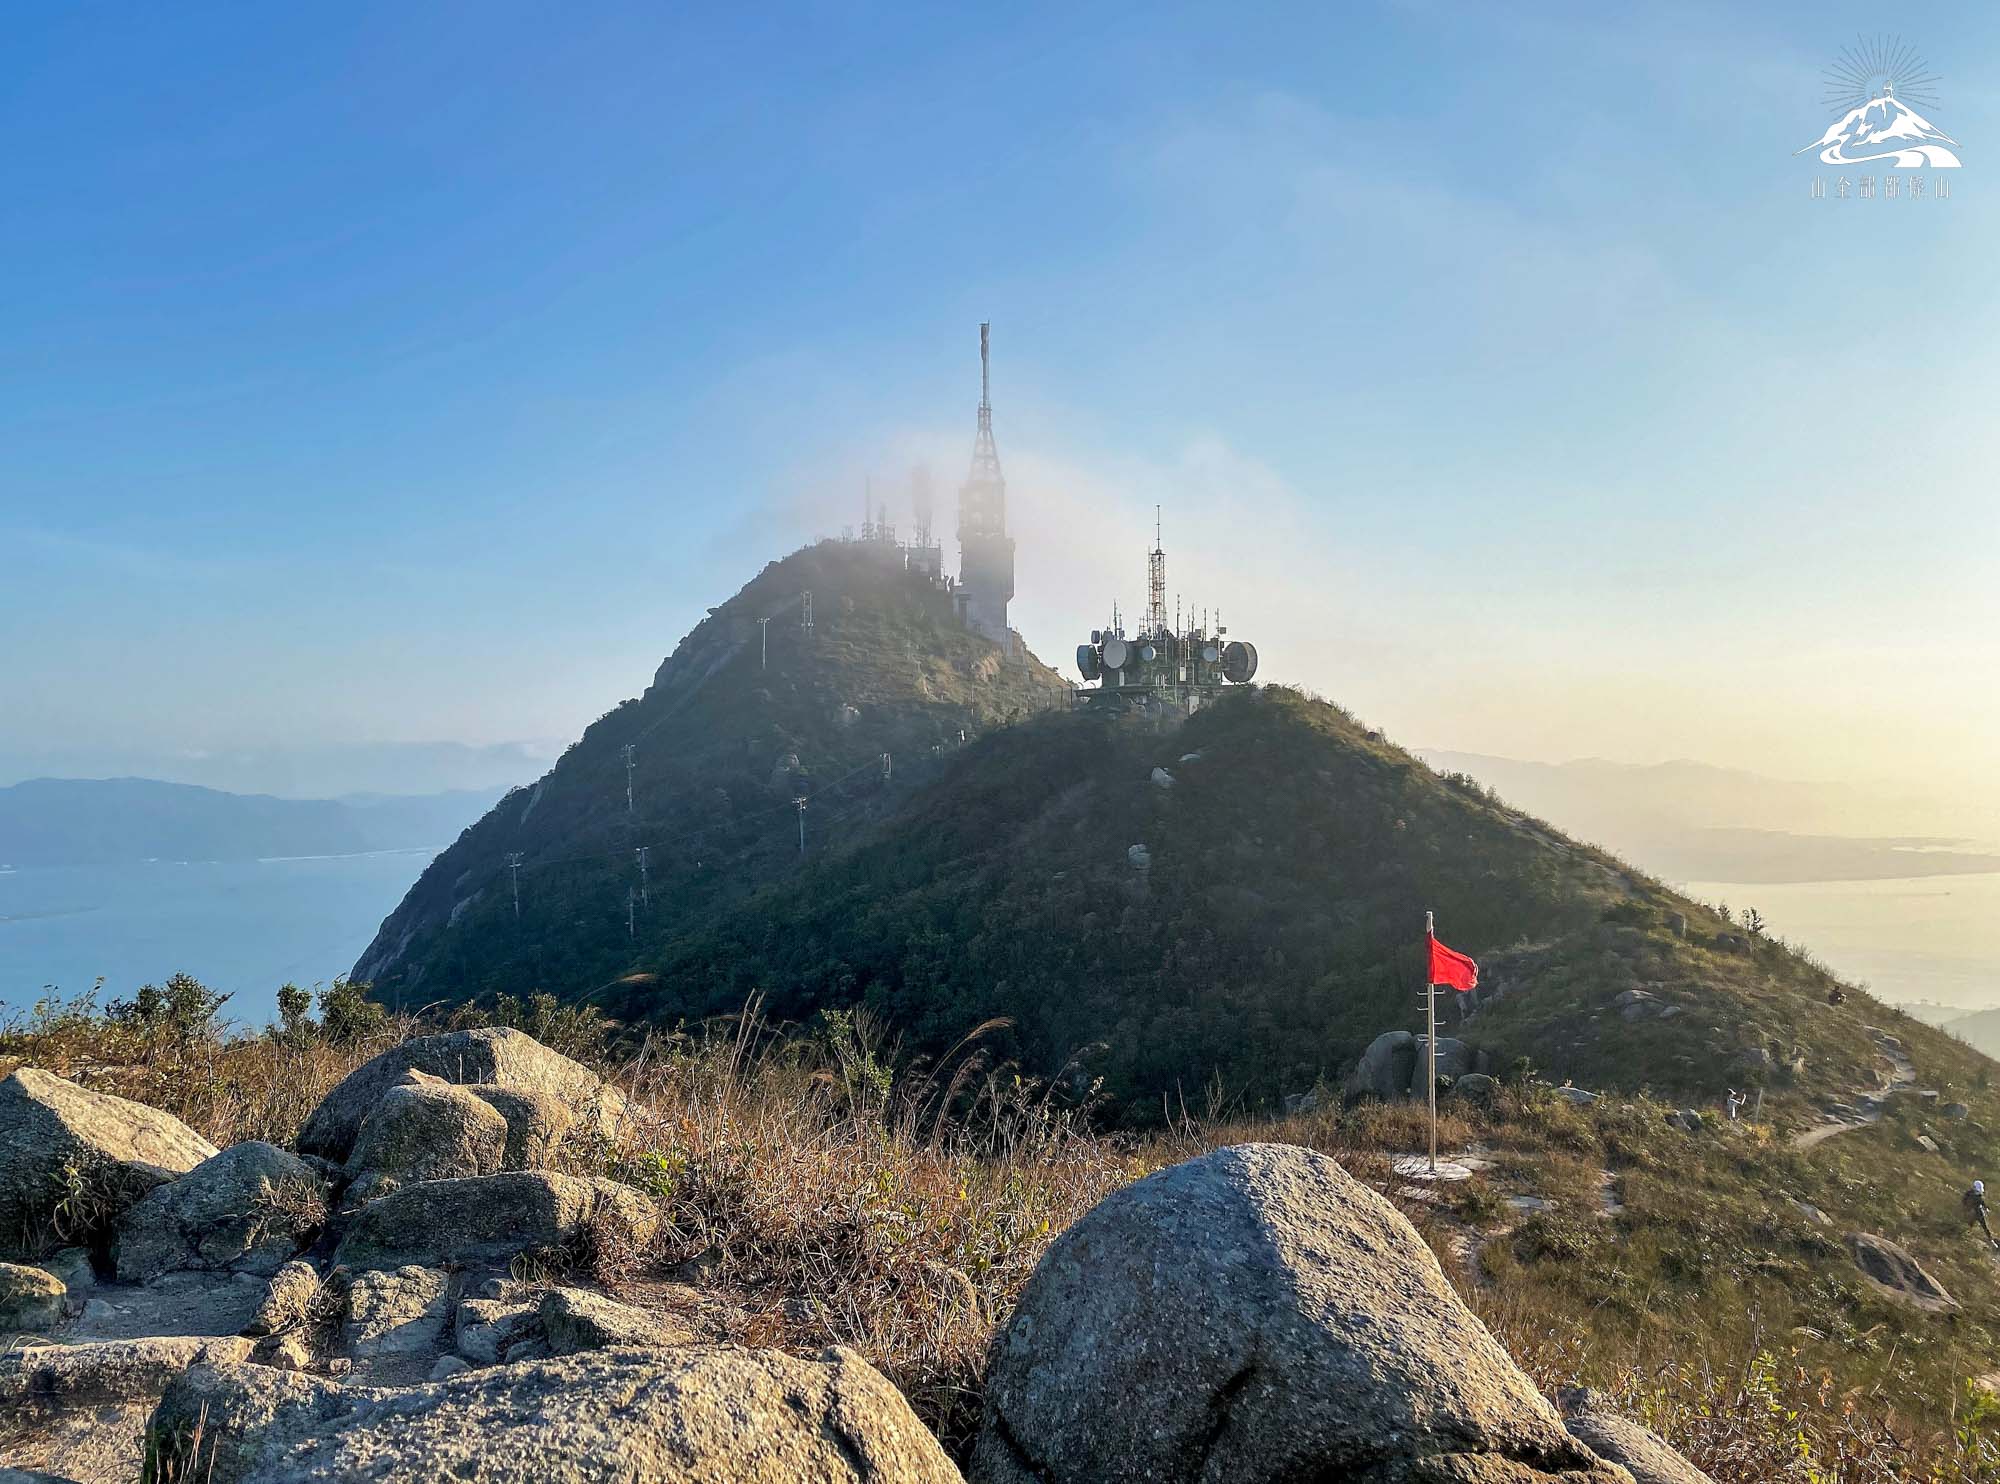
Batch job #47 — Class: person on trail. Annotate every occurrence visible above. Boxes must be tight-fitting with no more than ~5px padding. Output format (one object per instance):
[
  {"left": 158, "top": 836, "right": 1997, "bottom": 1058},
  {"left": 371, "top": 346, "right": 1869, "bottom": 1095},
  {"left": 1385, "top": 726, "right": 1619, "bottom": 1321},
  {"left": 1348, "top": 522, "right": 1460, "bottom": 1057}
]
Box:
[
  {"left": 1964, "top": 1181, "right": 1999, "bottom": 1250},
  {"left": 1725, "top": 1089, "right": 1745, "bottom": 1121},
  {"left": 1827, "top": 986, "right": 1846, "bottom": 1007}
]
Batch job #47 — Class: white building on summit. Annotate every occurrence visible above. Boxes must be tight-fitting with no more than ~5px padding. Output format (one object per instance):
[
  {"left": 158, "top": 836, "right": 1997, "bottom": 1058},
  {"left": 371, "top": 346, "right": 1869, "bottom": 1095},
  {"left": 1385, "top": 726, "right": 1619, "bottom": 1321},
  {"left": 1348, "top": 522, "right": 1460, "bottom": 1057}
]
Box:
[{"left": 955, "top": 322, "right": 1015, "bottom": 643}]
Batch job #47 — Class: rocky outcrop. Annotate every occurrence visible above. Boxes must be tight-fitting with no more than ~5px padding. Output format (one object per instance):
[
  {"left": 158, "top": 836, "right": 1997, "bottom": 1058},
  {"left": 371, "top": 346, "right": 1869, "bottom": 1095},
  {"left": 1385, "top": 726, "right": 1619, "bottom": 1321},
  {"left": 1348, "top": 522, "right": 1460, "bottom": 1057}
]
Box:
[
  {"left": 295, "top": 1029, "right": 622, "bottom": 1164},
  {"left": 149, "top": 1346, "right": 965, "bottom": 1483},
  {"left": 331, "top": 1172, "right": 658, "bottom": 1272},
  {"left": 972, "top": 1142, "right": 1625, "bottom": 1484},
  {"left": 1846, "top": 1232, "right": 1957, "bottom": 1312},
  {"left": 113, "top": 1141, "right": 325, "bottom": 1283},
  {"left": 342, "top": 1081, "right": 508, "bottom": 1206},
  {"left": 1558, "top": 1389, "right": 1715, "bottom": 1484},
  {"left": 0, "top": 1070, "right": 217, "bottom": 1258}
]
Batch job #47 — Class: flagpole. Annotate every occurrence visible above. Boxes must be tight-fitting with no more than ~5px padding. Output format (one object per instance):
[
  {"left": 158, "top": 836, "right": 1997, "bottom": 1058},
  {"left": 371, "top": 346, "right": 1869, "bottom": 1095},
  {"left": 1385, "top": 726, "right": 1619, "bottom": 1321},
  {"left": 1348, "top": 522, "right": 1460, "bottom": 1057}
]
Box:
[{"left": 1425, "top": 910, "right": 1438, "bottom": 1175}]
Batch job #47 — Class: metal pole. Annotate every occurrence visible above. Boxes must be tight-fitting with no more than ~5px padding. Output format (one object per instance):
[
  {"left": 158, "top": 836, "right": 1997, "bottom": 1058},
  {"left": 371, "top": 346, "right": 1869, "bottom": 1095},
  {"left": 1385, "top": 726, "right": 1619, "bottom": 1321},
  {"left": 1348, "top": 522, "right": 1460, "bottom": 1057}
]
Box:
[{"left": 1426, "top": 910, "right": 1438, "bottom": 1174}]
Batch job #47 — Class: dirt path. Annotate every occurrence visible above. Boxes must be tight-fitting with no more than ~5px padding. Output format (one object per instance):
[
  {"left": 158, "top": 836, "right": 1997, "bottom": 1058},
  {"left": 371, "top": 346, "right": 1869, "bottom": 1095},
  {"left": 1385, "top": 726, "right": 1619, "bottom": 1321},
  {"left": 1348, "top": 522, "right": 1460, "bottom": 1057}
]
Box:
[{"left": 1791, "top": 1027, "right": 1920, "bottom": 1150}]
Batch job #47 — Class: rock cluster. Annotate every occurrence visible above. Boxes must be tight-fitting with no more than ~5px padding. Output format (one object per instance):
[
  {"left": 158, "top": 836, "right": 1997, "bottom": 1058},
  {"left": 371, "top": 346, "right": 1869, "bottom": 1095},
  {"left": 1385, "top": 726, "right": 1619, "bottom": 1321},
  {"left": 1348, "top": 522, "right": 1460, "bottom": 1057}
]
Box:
[{"left": 0, "top": 1033, "right": 1712, "bottom": 1484}]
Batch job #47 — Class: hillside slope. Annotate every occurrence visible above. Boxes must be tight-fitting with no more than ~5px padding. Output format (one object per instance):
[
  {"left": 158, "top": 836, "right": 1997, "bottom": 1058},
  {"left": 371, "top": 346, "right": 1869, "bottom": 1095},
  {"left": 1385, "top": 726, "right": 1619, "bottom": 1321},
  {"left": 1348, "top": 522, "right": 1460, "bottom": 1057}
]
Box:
[
  {"left": 619, "top": 686, "right": 1902, "bottom": 1122},
  {"left": 354, "top": 540, "right": 1070, "bottom": 1001}
]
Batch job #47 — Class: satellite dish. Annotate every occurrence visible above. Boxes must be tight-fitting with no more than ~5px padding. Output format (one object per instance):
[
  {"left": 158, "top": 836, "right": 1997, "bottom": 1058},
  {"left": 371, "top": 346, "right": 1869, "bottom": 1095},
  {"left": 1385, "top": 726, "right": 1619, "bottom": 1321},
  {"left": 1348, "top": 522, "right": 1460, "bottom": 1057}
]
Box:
[
  {"left": 1200, "top": 643, "right": 1220, "bottom": 664},
  {"left": 1075, "top": 644, "right": 1101, "bottom": 682},
  {"left": 1222, "top": 640, "right": 1259, "bottom": 684},
  {"left": 1138, "top": 643, "right": 1157, "bottom": 663},
  {"left": 1101, "top": 637, "right": 1131, "bottom": 672}
]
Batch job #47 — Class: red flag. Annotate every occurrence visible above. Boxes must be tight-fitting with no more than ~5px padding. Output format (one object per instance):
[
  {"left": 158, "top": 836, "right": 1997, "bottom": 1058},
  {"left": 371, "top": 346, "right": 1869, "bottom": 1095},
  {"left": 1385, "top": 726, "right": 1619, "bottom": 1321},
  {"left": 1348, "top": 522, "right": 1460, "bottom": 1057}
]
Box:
[{"left": 1428, "top": 932, "right": 1479, "bottom": 992}]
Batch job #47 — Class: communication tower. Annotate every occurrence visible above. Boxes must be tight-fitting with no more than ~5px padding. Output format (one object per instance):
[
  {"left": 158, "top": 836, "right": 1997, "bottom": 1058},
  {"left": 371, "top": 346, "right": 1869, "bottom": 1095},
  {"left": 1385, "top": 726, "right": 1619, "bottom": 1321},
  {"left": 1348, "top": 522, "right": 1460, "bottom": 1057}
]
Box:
[
  {"left": 1073, "top": 513, "right": 1258, "bottom": 713},
  {"left": 955, "top": 323, "right": 1015, "bottom": 641}
]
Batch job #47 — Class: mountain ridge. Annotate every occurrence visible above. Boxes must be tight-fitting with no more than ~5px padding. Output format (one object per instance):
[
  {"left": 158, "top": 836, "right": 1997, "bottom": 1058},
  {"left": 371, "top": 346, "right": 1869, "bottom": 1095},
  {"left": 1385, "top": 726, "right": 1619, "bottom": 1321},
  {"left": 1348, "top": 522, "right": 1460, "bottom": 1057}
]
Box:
[{"left": 0, "top": 777, "right": 504, "bottom": 867}]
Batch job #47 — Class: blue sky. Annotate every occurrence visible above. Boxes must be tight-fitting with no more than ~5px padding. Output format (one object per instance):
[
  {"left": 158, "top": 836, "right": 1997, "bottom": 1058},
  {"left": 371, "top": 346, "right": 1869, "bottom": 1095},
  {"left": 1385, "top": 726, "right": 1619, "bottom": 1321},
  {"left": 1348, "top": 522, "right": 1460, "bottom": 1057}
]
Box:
[{"left": 4, "top": 1, "right": 1996, "bottom": 811}]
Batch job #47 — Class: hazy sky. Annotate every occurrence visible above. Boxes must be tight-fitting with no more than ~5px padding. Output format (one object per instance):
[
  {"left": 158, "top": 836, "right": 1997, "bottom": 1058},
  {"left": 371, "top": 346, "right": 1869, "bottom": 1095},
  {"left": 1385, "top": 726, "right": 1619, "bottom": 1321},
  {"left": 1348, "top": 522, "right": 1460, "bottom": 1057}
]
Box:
[{"left": 5, "top": 2, "right": 1996, "bottom": 814}]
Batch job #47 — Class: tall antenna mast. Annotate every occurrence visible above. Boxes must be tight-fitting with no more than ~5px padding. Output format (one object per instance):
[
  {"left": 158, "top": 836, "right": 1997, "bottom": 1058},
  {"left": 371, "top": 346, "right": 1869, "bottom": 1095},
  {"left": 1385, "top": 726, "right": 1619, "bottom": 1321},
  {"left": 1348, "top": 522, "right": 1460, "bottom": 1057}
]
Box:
[
  {"left": 621, "top": 744, "right": 636, "bottom": 817},
  {"left": 1147, "top": 505, "right": 1167, "bottom": 638}
]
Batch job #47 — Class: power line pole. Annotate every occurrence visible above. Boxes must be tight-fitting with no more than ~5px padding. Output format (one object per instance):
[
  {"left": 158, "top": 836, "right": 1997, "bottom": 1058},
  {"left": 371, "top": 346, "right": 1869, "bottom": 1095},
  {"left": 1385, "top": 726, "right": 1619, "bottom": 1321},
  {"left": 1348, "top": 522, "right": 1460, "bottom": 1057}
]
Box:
[
  {"left": 793, "top": 795, "right": 808, "bottom": 854},
  {"left": 635, "top": 846, "right": 650, "bottom": 906},
  {"left": 626, "top": 887, "right": 636, "bottom": 940},
  {"left": 759, "top": 616, "right": 771, "bottom": 671},
  {"left": 505, "top": 853, "right": 524, "bottom": 919},
  {"left": 621, "top": 744, "right": 636, "bottom": 817}
]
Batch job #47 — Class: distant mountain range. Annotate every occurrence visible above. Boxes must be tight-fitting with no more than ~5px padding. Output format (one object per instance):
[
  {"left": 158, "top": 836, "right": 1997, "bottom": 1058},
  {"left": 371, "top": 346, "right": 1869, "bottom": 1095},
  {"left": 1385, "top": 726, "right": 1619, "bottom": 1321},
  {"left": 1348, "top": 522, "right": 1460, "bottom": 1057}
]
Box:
[{"left": 0, "top": 778, "right": 506, "bottom": 867}]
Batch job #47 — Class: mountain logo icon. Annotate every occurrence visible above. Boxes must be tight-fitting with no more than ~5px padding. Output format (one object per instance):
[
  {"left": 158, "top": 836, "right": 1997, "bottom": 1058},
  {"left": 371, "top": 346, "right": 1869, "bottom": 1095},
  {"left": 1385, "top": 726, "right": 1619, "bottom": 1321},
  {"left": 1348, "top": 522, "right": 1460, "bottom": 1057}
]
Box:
[{"left": 1798, "top": 36, "right": 1961, "bottom": 168}]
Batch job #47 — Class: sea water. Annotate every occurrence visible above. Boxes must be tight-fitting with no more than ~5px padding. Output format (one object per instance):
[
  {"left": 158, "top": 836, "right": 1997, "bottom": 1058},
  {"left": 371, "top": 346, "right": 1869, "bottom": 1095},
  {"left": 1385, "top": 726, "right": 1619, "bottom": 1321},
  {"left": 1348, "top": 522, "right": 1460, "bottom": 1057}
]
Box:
[
  {"left": 1680, "top": 871, "right": 2000, "bottom": 1012},
  {"left": 0, "top": 850, "right": 437, "bottom": 1025}
]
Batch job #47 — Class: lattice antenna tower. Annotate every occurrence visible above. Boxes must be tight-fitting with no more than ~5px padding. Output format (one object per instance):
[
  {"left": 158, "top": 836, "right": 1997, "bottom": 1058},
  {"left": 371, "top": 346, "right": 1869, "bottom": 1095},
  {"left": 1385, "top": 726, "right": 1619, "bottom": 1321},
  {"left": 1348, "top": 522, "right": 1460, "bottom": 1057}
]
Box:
[{"left": 1146, "top": 506, "right": 1167, "bottom": 639}]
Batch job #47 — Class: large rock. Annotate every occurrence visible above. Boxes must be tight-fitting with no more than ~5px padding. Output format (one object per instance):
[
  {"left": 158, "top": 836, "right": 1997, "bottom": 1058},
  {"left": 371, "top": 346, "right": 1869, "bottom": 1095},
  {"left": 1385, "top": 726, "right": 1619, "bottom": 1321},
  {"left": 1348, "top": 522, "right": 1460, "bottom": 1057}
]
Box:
[
  {"left": 2, "top": 1335, "right": 255, "bottom": 1484},
  {"left": 342, "top": 1265, "right": 453, "bottom": 1383},
  {"left": 331, "top": 1172, "right": 658, "bottom": 1272},
  {"left": 342, "top": 1082, "right": 508, "bottom": 1206},
  {"left": 113, "top": 1141, "right": 325, "bottom": 1283},
  {"left": 1406, "top": 1036, "right": 1470, "bottom": 1096},
  {"left": 245, "top": 1260, "right": 320, "bottom": 1337},
  {"left": 539, "top": 1285, "right": 691, "bottom": 1355},
  {"left": 972, "top": 1143, "right": 1624, "bottom": 1484},
  {"left": 465, "top": 1084, "right": 578, "bottom": 1169},
  {"left": 1559, "top": 1389, "right": 1715, "bottom": 1484},
  {"left": 0, "top": 1260, "right": 67, "bottom": 1330},
  {"left": 1344, "top": 1030, "right": 1416, "bottom": 1101},
  {"left": 0, "top": 1069, "right": 217, "bottom": 1259},
  {"left": 296, "top": 1029, "right": 622, "bottom": 1164},
  {"left": 148, "top": 1345, "right": 963, "bottom": 1483},
  {"left": 1846, "top": 1232, "right": 1957, "bottom": 1312}
]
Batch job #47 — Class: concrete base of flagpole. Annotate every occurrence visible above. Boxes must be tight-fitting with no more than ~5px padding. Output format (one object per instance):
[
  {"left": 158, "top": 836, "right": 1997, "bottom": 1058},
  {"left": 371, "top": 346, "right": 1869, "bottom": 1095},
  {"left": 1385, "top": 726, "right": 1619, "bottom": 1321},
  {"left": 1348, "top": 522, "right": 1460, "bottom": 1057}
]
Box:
[{"left": 1392, "top": 1155, "right": 1476, "bottom": 1182}]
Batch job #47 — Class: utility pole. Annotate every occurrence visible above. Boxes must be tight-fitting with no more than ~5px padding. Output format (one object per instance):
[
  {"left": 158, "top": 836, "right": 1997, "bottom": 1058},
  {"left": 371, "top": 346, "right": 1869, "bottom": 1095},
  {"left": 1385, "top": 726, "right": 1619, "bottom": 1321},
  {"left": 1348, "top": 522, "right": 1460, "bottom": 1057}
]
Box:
[
  {"left": 626, "top": 888, "right": 635, "bottom": 940},
  {"left": 635, "top": 846, "right": 650, "bottom": 906},
  {"left": 621, "top": 744, "right": 636, "bottom": 817},
  {"left": 505, "top": 853, "right": 524, "bottom": 919},
  {"left": 759, "top": 616, "right": 771, "bottom": 671},
  {"left": 793, "top": 795, "right": 808, "bottom": 853}
]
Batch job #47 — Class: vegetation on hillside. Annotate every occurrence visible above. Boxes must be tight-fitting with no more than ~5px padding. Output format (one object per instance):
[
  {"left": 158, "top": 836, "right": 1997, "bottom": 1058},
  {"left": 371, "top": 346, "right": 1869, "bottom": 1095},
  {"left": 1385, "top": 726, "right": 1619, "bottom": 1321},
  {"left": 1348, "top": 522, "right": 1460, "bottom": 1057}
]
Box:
[
  {"left": 355, "top": 540, "right": 1070, "bottom": 1003},
  {"left": 10, "top": 986, "right": 2000, "bottom": 1480}
]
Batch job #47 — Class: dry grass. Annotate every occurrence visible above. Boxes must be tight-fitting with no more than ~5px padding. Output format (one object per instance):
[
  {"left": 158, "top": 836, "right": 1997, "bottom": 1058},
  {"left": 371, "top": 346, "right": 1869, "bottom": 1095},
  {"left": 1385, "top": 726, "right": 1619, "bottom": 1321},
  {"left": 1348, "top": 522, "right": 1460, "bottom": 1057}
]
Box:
[{"left": 10, "top": 995, "right": 2000, "bottom": 1480}]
